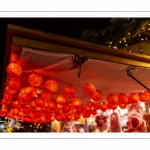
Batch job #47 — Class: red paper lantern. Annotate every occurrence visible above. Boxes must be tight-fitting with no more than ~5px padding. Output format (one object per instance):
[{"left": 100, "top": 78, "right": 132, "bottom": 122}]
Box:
[
  {"left": 55, "top": 108, "right": 62, "bottom": 114},
  {"left": 63, "top": 85, "right": 76, "bottom": 98},
  {"left": 25, "top": 86, "right": 37, "bottom": 97},
  {"left": 18, "top": 99, "right": 26, "bottom": 106},
  {"left": 1, "top": 108, "right": 8, "bottom": 114},
  {"left": 56, "top": 95, "right": 66, "bottom": 105},
  {"left": 82, "top": 111, "right": 91, "bottom": 118},
  {"left": 10, "top": 53, "right": 19, "bottom": 63},
  {"left": 10, "top": 108, "right": 19, "bottom": 115},
  {"left": 65, "top": 113, "right": 73, "bottom": 121},
  {"left": 3, "top": 93, "right": 13, "bottom": 102},
  {"left": 12, "top": 101, "right": 21, "bottom": 109},
  {"left": 119, "top": 103, "right": 127, "bottom": 109},
  {"left": 94, "top": 102, "right": 101, "bottom": 110},
  {"left": 18, "top": 110, "right": 24, "bottom": 117},
  {"left": 75, "top": 105, "right": 84, "bottom": 113},
  {"left": 71, "top": 108, "right": 77, "bottom": 114},
  {"left": 34, "top": 110, "right": 42, "bottom": 118},
  {"left": 7, "top": 77, "right": 21, "bottom": 90},
  {"left": 91, "top": 90, "right": 102, "bottom": 101},
  {"left": 1, "top": 99, "right": 10, "bottom": 105},
  {"left": 72, "top": 97, "right": 82, "bottom": 106},
  {"left": 35, "top": 98, "right": 45, "bottom": 107},
  {"left": 18, "top": 90, "right": 32, "bottom": 102},
  {"left": 118, "top": 93, "right": 128, "bottom": 104},
  {"left": 41, "top": 91, "right": 52, "bottom": 102},
  {"left": 107, "top": 94, "right": 118, "bottom": 104},
  {"left": 128, "top": 93, "right": 139, "bottom": 104},
  {"left": 5, "top": 86, "right": 17, "bottom": 95},
  {"left": 44, "top": 112, "right": 51, "bottom": 120},
  {"left": 23, "top": 105, "right": 31, "bottom": 114},
  {"left": 83, "top": 83, "right": 96, "bottom": 96},
  {"left": 139, "top": 92, "right": 148, "bottom": 102},
  {"left": 73, "top": 113, "right": 81, "bottom": 120},
  {"left": 29, "top": 101, "right": 36, "bottom": 109},
  {"left": 85, "top": 105, "right": 92, "bottom": 112},
  {"left": 49, "top": 114, "right": 55, "bottom": 122},
  {"left": 144, "top": 91, "right": 150, "bottom": 100},
  {"left": 101, "top": 102, "right": 108, "bottom": 111},
  {"left": 62, "top": 103, "right": 71, "bottom": 113},
  {"left": 48, "top": 101, "right": 57, "bottom": 110},
  {"left": 107, "top": 103, "right": 118, "bottom": 110},
  {"left": 86, "top": 101, "right": 94, "bottom": 106},
  {"left": 6, "top": 63, "right": 22, "bottom": 76},
  {"left": 91, "top": 109, "right": 97, "bottom": 115},
  {"left": 28, "top": 73, "right": 43, "bottom": 87},
  {"left": 55, "top": 113, "right": 62, "bottom": 121},
  {"left": 45, "top": 79, "right": 58, "bottom": 92}
]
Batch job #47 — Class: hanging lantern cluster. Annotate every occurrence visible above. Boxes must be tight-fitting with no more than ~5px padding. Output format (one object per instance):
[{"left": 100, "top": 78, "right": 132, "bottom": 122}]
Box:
[{"left": 0, "top": 53, "right": 149, "bottom": 124}]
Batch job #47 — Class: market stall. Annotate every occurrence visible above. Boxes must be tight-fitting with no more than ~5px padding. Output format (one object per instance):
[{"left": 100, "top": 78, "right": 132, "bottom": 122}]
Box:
[{"left": 1, "top": 24, "right": 150, "bottom": 132}]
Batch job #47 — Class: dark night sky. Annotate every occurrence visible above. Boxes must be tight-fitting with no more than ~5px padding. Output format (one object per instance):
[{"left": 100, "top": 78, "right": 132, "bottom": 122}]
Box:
[{"left": 0, "top": 18, "right": 111, "bottom": 90}]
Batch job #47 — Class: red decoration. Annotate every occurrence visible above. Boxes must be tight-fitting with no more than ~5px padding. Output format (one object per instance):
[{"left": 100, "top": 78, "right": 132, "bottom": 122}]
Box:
[
  {"left": 63, "top": 85, "right": 76, "bottom": 98},
  {"left": 6, "top": 63, "right": 22, "bottom": 76},
  {"left": 10, "top": 108, "right": 19, "bottom": 115},
  {"left": 107, "top": 103, "right": 118, "bottom": 110},
  {"left": 87, "top": 101, "right": 94, "bottom": 106},
  {"left": 62, "top": 103, "right": 71, "bottom": 113},
  {"left": 139, "top": 92, "right": 148, "bottom": 102},
  {"left": 41, "top": 91, "right": 52, "bottom": 102},
  {"left": 91, "top": 90, "right": 102, "bottom": 101},
  {"left": 128, "top": 93, "right": 139, "bottom": 104},
  {"left": 144, "top": 91, "right": 150, "bottom": 100},
  {"left": 45, "top": 79, "right": 58, "bottom": 92},
  {"left": 65, "top": 113, "right": 73, "bottom": 121},
  {"left": 35, "top": 98, "right": 45, "bottom": 107},
  {"left": 73, "top": 113, "right": 81, "bottom": 120},
  {"left": 3, "top": 93, "right": 13, "bottom": 103},
  {"left": 83, "top": 83, "right": 96, "bottom": 96},
  {"left": 5, "top": 86, "right": 17, "bottom": 95},
  {"left": 23, "top": 105, "right": 31, "bottom": 114},
  {"left": 82, "top": 111, "right": 91, "bottom": 118},
  {"left": 30, "top": 101, "right": 37, "bottom": 109},
  {"left": 25, "top": 86, "right": 37, "bottom": 97},
  {"left": 10, "top": 53, "right": 19, "bottom": 63},
  {"left": 94, "top": 102, "right": 101, "bottom": 110},
  {"left": 72, "top": 97, "right": 82, "bottom": 106},
  {"left": 85, "top": 105, "right": 92, "bottom": 112},
  {"left": 107, "top": 94, "right": 118, "bottom": 104},
  {"left": 34, "top": 110, "right": 42, "bottom": 118},
  {"left": 101, "top": 102, "right": 108, "bottom": 111},
  {"left": 18, "top": 99, "right": 26, "bottom": 106},
  {"left": 7, "top": 77, "right": 21, "bottom": 90},
  {"left": 75, "top": 105, "right": 84, "bottom": 113},
  {"left": 119, "top": 103, "right": 127, "bottom": 109},
  {"left": 55, "top": 113, "right": 62, "bottom": 121},
  {"left": 28, "top": 73, "right": 43, "bottom": 87},
  {"left": 48, "top": 101, "right": 57, "bottom": 110},
  {"left": 1, "top": 108, "right": 8, "bottom": 114},
  {"left": 91, "top": 109, "right": 97, "bottom": 115},
  {"left": 12, "top": 101, "right": 21, "bottom": 109},
  {"left": 56, "top": 95, "right": 66, "bottom": 105},
  {"left": 118, "top": 93, "right": 128, "bottom": 104},
  {"left": 45, "top": 112, "right": 52, "bottom": 120},
  {"left": 18, "top": 90, "right": 32, "bottom": 102}
]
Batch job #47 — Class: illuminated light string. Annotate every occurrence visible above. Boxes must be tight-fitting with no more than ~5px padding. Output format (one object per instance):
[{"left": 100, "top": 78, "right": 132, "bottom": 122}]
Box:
[{"left": 1, "top": 61, "right": 149, "bottom": 123}]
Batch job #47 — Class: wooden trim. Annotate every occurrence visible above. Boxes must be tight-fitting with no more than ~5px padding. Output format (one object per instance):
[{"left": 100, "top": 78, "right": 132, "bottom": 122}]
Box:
[{"left": 12, "top": 36, "right": 150, "bottom": 68}]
